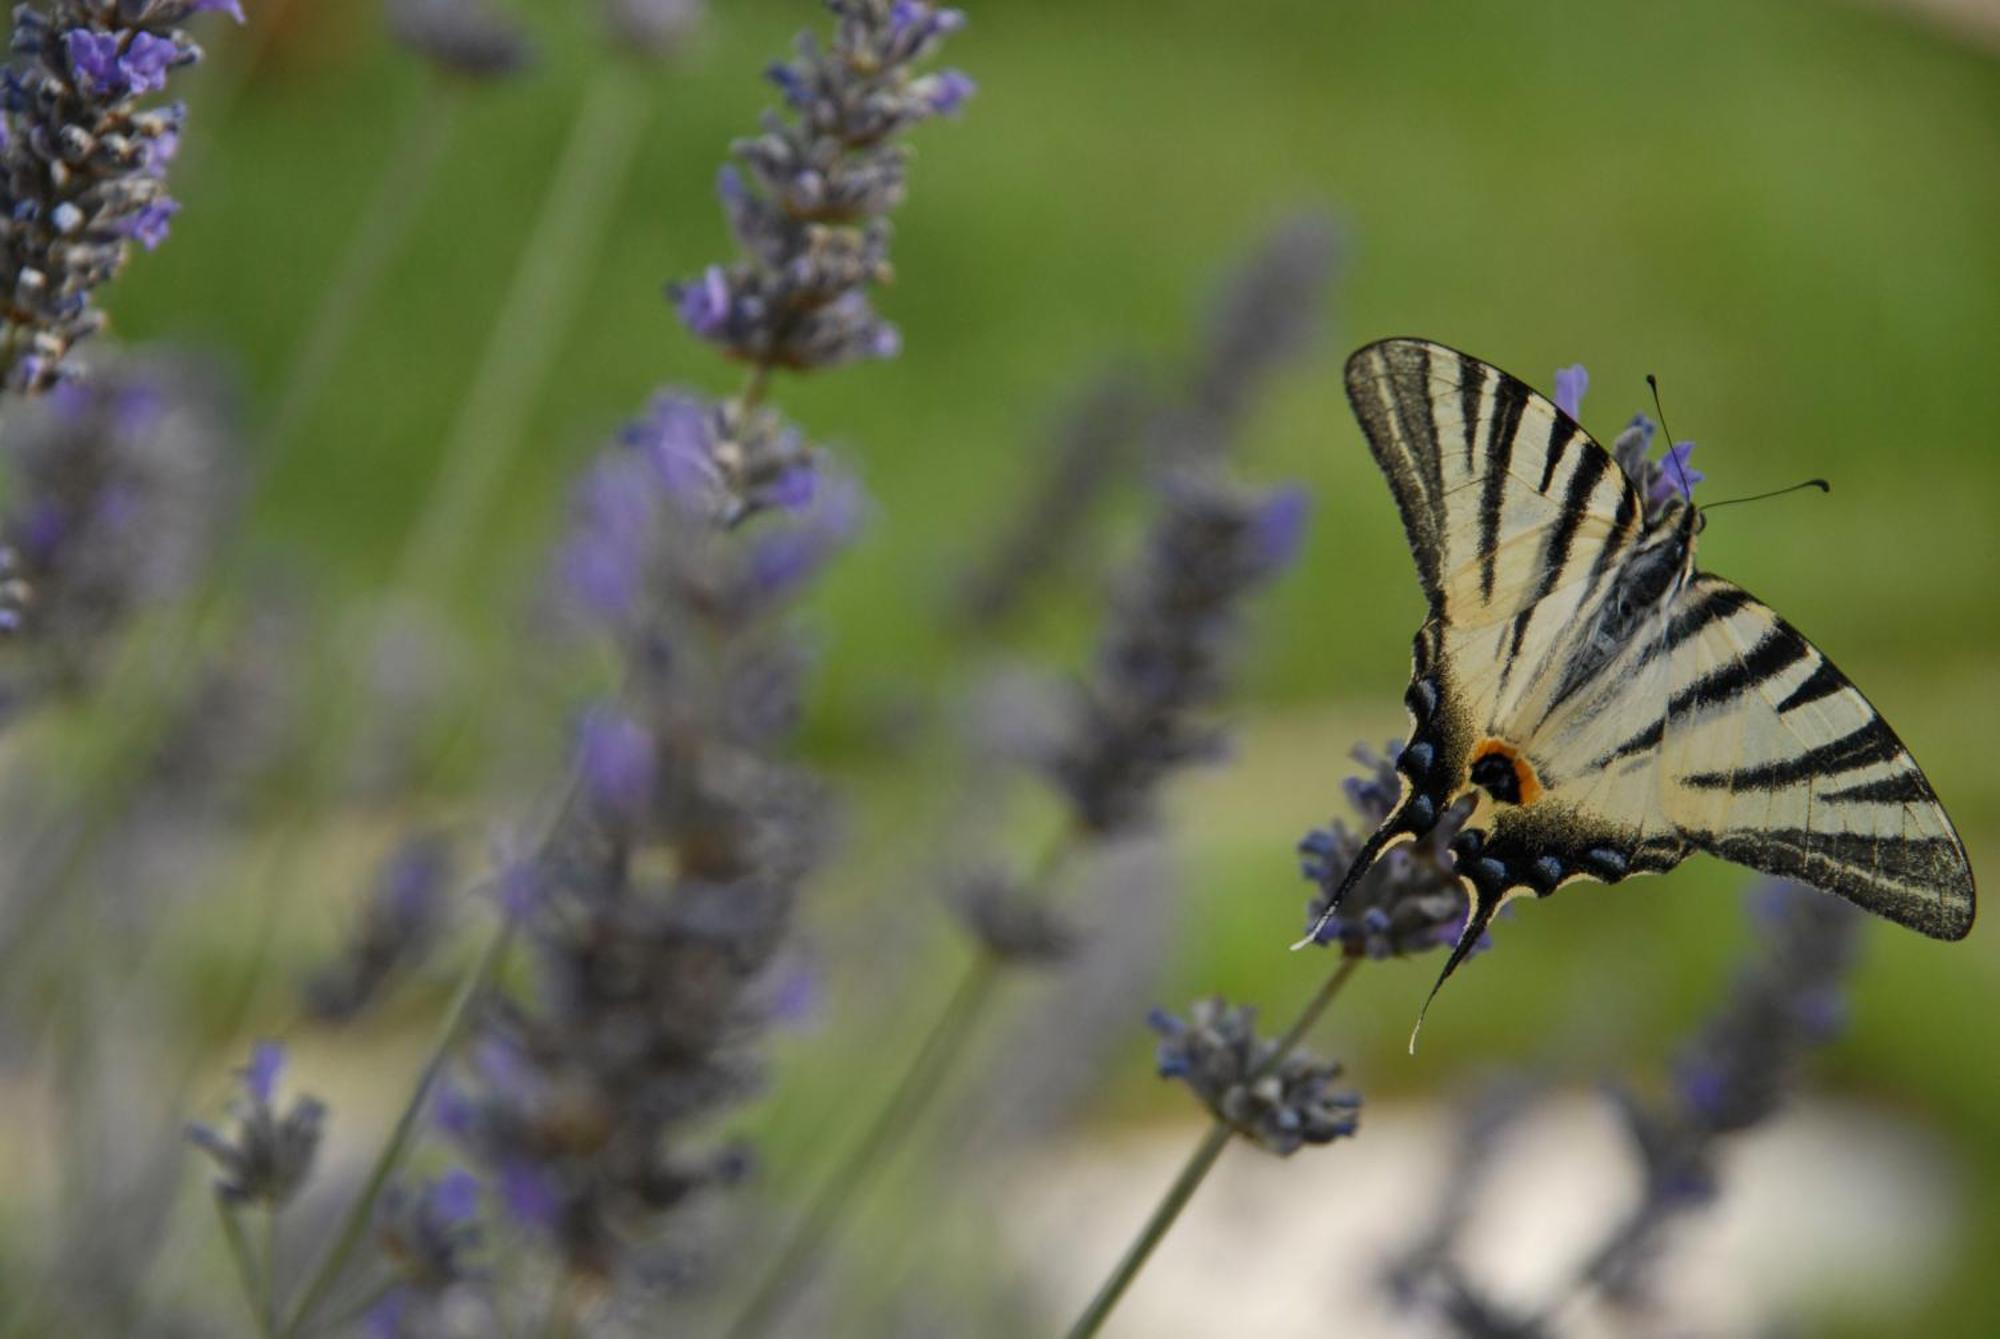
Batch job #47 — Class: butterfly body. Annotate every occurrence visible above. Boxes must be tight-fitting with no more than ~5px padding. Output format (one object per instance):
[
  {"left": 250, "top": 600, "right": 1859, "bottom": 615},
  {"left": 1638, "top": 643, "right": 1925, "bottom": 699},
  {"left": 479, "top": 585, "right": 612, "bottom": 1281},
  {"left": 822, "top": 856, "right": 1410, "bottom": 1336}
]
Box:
[{"left": 1321, "top": 339, "right": 1974, "bottom": 1005}]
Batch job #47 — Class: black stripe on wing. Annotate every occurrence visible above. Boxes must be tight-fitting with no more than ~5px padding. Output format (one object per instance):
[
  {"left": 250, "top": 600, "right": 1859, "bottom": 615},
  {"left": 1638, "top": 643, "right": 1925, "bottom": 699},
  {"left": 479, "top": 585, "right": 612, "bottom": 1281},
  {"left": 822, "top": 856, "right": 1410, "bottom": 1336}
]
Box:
[
  {"left": 1476, "top": 375, "right": 1529, "bottom": 601},
  {"left": 1345, "top": 342, "right": 1446, "bottom": 606}
]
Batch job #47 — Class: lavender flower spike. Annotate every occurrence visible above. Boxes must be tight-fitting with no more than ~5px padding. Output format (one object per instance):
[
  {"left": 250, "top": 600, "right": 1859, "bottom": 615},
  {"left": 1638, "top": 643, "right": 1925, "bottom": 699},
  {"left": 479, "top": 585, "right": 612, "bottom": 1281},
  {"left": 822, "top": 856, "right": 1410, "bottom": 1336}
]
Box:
[
  {"left": 0, "top": 0, "right": 243, "bottom": 391},
  {"left": 1149, "top": 998, "right": 1361, "bottom": 1155},
  {"left": 187, "top": 1041, "right": 327, "bottom": 1207},
  {"left": 667, "top": 0, "right": 973, "bottom": 373},
  {"left": 388, "top": 0, "right": 535, "bottom": 79}
]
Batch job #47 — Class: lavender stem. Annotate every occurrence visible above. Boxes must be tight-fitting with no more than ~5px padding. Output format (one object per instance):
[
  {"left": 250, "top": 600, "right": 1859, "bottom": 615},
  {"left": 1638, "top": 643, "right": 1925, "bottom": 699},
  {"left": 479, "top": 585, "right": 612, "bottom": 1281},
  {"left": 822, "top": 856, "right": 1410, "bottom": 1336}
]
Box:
[
  {"left": 722, "top": 948, "right": 1005, "bottom": 1339},
  {"left": 277, "top": 917, "right": 519, "bottom": 1339},
  {"left": 1062, "top": 956, "right": 1362, "bottom": 1339},
  {"left": 215, "top": 1199, "right": 275, "bottom": 1339},
  {"left": 267, "top": 77, "right": 463, "bottom": 456},
  {"left": 395, "top": 66, "right": 647, "bottom": 599}
]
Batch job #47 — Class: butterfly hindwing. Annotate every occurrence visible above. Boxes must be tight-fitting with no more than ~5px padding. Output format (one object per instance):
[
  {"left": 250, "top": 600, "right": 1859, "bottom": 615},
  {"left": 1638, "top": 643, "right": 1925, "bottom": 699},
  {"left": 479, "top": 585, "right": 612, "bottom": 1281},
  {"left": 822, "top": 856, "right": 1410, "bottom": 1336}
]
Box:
[{"left": 1656, "top": 577, "right": 1974, "bottom": 940}]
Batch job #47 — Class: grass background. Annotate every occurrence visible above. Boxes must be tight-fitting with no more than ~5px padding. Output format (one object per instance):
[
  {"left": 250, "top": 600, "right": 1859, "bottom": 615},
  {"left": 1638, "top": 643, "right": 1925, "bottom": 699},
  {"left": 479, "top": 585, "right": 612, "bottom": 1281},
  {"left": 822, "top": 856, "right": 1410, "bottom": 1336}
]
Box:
[{"left": 87, "top": 0, "right": 2000, "bottom": 1331}]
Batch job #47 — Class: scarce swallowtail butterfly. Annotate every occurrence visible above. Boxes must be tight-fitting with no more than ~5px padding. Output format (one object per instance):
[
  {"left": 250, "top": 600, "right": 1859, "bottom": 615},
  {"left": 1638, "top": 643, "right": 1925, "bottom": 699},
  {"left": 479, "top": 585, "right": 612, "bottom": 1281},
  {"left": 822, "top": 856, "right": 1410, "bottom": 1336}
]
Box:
[{"left": 1311, "top": 338, "right": 1975, "bottom": 1024}]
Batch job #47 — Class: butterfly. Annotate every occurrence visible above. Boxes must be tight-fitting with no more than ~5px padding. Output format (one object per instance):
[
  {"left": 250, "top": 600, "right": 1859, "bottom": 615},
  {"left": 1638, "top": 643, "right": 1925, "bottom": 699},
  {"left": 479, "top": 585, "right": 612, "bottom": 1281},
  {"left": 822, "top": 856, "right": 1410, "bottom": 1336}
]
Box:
[{"left": 1308, "top": 338, "right": 1976, "bottom": 1018}]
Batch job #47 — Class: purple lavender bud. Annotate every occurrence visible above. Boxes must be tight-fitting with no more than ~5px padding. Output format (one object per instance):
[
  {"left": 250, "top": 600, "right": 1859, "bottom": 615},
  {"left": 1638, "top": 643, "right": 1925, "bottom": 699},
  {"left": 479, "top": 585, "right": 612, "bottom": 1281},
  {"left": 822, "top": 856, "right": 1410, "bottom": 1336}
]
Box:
[
  {"left": 911, "top": 69, "right": 976, "bottom": 117},
  {"left": 1553, "top": 363, "right": 1588, "bottom": 420},
  {"left": 191, "top": 0, "right": 248, "bottom": 20},
  {"left": 245, "top": 1041, "right": 285, "bottom": 1104},
  {"left": 64, "top": 31, "right": 120, "bottom": 91},
  {"left": 1248, "top": 483, "right": 1311, "bottom": 573},
  {"left": 576, "top": 704, "right": 657, "bottom": 821},
  {"left": 675, "top": 264, "right": 732, "bottom": 338},
  {"left": 122, "top": 198, "right": 179, "bottom": 250},
  {"left": 428, "top": 1169, "right": 481, "bottom": 1224},
  {"left": 1650, "top": 440, "right": 1703, "bottom": 504},
  {"left": 499, "top": 1161, "right": 562, "bottom": 1230},
  {"left": 119, "top": 32, "right": 180, "bottom": 94}
]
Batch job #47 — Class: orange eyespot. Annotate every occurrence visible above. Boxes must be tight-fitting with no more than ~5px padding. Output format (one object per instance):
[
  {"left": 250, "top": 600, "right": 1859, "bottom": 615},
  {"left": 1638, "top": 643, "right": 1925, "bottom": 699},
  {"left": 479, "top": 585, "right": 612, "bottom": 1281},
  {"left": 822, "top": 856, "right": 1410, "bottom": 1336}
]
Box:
[{"left": 1468, "top": 738, "right": 1542, "bottom": 807}]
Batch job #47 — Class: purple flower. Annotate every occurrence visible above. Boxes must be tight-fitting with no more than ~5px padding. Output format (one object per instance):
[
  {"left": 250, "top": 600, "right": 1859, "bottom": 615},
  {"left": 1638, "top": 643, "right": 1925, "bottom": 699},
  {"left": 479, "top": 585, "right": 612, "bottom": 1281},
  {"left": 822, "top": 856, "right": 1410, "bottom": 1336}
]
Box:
[
  {"left": 63, "top": 30, "right": 120, "bottom": 90},
  {"left": 912, "top": 69, "right": 976, "bottom": 117},
  {"left": 187, "top": 1041, "right": 326, "bottom": 1207},
  {"left": 748, "top": 476, "right": 863, "bottom": 600},
  {"left": 676, "top": 264, "right": 732, "bottom": 338},
  {"left": 120, "top": 32, "right": 180, "bottom": 93},
  {"left": 1248, "top": 484, "right": 1311, "bottom": 573},
  {"left": 191, "top": 0, "right": 248, "bottom": 20},
  {"left": 499, "top": 1161, "right": 562, "bottom": 1230},
  {"left": 244, "top": 1040, "right": 285, "bottom": 1104},
  {"left": 122, "top": 198, "right": 180, "bottom": 251},
  {"left": 429, "top": 1169, "right": 481, "bottom": 1224},
  {"left": 576, "top": 704, "right": 657, "bottom": 821},
  {"left": 1553, "top": 363, "right": 1588, "bottom": 420},
  {"left": 627, "top": 392, "right": 719, "bottom": 503},
  {"left": 1651, "top": 440, "right": 1703, "bottom": 504}
]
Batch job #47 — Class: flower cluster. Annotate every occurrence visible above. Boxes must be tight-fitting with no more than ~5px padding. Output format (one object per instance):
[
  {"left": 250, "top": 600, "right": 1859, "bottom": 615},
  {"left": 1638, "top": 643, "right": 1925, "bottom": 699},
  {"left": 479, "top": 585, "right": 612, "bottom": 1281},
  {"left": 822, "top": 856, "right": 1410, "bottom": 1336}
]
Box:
[
  {"left": 0, "top": 0, "right": 242, "bottom": 391},
  {"left": 1148, "top": 998, "right": 1361, "bottom": 1155},
  {"left": 1298, "top": 743, "right": 1476, "bottom": 959},
  {"left": 952, "top": 864, "right": 1076, "bottom": 964},
  {"left": 1613, "top": 881, "right": 1860, "bottom": 1213},
  {"left": 0, "top": 350, "right": 236, "bottom": 694},
  {"left": 186, "top": 1041, "right": 326, "bottom": 1208},
  {"left": 369, "top": 1170, "right": 491, "bottom": 1335},
  {"left": 1555, "top": 362, "right": 1703, "bottom": 515},
  {"left": 449, "top": 408, "right": 847, "bottom": 1276},
  {"left": 304, "top": 830, "right": 457, "bottom": 1022},
  {"left": 668, "top": 0, "right": 972, "bottom": 370},
  {"left": 1045, "top": 471, "right": 1308, "bottom": 834},
  {"left": 387, "top": 0, "right": 534, "bottom": 79}
]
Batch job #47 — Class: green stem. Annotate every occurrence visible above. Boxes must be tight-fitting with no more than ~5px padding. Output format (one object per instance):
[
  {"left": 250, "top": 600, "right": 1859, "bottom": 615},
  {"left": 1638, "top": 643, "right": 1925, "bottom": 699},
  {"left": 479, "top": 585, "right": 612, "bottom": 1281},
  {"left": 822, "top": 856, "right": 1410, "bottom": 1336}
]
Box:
[
  {"left": 216, "top": 1199, "right": 276, "bottom": 1339},
  {"left": 266, "top": 78, "right": 463, "bottom": 460},
  {"left": 262, "top": 1207, "right": 281, "bottom": 1336},
  {"left": 720, "top": 949, "right": 1005, "bottom": 1339},
  {"left": 393, "top": 67, "right": 648, "bottom": 601},
  {"left": 277, "top": 918, "right": 517, "bottom": 1339},
  {"left": 1060, "top": 955, "right": 1363, "bottom": 1339}
]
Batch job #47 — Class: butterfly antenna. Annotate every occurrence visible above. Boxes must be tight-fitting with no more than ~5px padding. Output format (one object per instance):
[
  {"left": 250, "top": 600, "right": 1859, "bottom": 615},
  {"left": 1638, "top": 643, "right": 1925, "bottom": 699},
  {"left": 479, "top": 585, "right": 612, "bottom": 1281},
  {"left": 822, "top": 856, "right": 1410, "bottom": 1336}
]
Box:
[
  {"left": 1407, "top": 886, "right": 1505, "bottom": 1055},
  {"left": 1699, "top": 478, "right": 1830, "bottom": 513},
  {"left": 1646, "top": 373, "right": 1696, "bottom": 503}
]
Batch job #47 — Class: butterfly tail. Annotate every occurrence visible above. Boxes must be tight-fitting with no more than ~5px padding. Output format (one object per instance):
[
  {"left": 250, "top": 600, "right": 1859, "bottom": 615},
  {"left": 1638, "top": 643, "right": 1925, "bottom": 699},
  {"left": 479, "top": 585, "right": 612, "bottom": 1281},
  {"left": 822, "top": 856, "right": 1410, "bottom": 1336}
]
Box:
[
  {"left": 1292, "top": 821, "right": 1400, "bottom": 951},
  {"left": 1407, "top": 881, "right": 1504, "bottom": 1054}
]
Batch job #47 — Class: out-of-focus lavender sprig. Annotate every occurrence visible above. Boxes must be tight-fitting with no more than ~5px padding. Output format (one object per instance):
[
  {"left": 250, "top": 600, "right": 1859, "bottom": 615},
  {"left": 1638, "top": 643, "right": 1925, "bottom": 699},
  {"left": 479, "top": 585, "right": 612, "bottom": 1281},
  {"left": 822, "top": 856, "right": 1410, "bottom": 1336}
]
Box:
[
  {"left": 445, "top": 403, "right": 847, "bottom": 1290},
  {"left": 604, "top": 0, "right": 703, "bottom": 59},
  {"left": 1298, "top": 743, "right": 1479, "bottom": 959},
  {"left": 956, "top": 213, "right": 1338, "bottom": 631},
  {"left": 1042, "top": 470, "right": 1308, "bottom": 836},
  {"left": 187, "top": 1041, "right": 326, "bottom": 1209},
  {"left": 1162, "top": 211, "right": 1341, "bottom": 463},
  {"left": 430, "top": 3, "right": 968, "bottom": 1304},
  {"left": 668, "top": 0, "right": 972, "bottom": 376},
  {"left": 0, "top": 0, "right": 243, "bottom": 391},
  {"left": 0, "top": 349, "right": 236, "bottom": 697},
  {"left": 1148, "top": 997, "right": 1360, "bottom": 1155},
  {"left": 1582, "top": 880, "right": 1860, "bottom": 1304},
  {"left": 303, "top": 831, "right": 456, "bottom": 1023},
  {"left": 387, "top": 0, "right": 534, "bottom": 79},
  {"left": 952, "top": 370, "right": 1150, "bottom": 629}
]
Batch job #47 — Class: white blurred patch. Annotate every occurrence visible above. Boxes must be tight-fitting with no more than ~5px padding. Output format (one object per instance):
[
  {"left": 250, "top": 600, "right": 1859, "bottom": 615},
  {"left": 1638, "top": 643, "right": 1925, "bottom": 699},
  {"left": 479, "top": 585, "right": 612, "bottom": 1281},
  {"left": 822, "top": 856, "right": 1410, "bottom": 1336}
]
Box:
[{"left": 1005, "top": 1095, "right": 1961, "bottom": 1337}]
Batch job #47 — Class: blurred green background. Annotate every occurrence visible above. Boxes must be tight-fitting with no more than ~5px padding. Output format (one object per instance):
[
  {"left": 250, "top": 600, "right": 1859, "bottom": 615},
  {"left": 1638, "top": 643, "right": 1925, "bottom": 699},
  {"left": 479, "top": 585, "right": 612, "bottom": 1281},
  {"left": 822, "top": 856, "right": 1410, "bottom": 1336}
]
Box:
[{"left": 100, "top": 0, "right": 2000, "bottom": 1331}]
